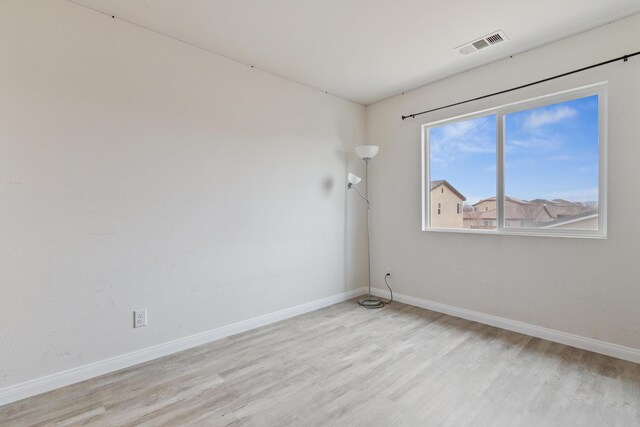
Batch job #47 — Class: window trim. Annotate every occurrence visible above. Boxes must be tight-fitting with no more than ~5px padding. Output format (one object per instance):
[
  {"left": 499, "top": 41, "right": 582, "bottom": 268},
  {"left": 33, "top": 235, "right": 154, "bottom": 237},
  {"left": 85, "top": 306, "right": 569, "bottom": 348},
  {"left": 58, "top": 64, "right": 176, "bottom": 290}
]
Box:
[{"left": 421, "top": 82, "right": 607, "bottom": 239}]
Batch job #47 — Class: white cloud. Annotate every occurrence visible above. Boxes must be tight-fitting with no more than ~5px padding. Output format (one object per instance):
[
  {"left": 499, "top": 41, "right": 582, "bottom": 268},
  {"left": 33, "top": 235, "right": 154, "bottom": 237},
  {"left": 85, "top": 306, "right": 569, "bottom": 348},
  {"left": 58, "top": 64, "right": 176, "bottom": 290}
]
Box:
[
  {"left": 524, "top": 106, "right": 577, "bottom": 129},
  {"left": 547, "top": 154, "right": 572, "bottom": 161},
  {"left": 508, "top": 139, "right": 533, "bottom": 148},
  {"left": 507, "top": 136, "right": 562, "bottom": 151},
  {"left": 442, "top": 120, "right": 478, "bottom": 138},
  {"left": 430, "top": 117, "right": 495, "bottom": 166}
]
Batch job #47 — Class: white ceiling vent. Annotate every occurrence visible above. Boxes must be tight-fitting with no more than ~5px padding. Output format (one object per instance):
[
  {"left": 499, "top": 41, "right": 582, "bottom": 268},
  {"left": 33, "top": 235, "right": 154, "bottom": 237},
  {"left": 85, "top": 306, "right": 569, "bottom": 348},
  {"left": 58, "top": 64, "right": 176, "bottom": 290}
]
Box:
[{"left": 456, "top": 30, "right": 508, "bottom": 55}]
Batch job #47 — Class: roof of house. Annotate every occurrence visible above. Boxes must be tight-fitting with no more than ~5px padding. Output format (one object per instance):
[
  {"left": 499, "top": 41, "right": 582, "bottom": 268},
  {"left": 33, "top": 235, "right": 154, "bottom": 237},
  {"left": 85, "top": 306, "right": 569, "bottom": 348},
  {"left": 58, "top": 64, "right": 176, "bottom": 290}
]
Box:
[
  {"left": 472, "top": 196, "right": 530, "bottom": 206},
  {"left": 467, "top": 195, "right": 596, "bottom": 221},
  {"left": 464, "top": 205, "right": 553, "bottom": 221},
  {"left": 527, "top": 198, "right": 586, "bottom": 218},
  {"left": 528, "top": 199, "right": 549, "bottom": 205},
  {"left": 507, "top": 205, "right": 553, "bottom": 221},
  {"left": 540, "top": 210, "right": 598, "bottom": 228},
  {"left": 430, "top": 180, "right": 466, "bottom": 201},
  {"left": 552, "top": 198, "right": 582, "bottom": 206}
]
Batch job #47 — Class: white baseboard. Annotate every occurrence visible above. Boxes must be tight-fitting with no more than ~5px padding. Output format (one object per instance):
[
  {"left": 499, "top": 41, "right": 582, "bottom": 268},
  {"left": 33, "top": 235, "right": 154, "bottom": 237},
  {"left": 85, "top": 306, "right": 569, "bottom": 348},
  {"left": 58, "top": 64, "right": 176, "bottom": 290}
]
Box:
[
  {"left": 0, "top": 287, "right": 366, "bottom": 407},
  {"left": 6, "top": 286, "right": 635, "bottom": 407},
  {"left": 370, "top": 287, "right": 640, "bottom": 365}
]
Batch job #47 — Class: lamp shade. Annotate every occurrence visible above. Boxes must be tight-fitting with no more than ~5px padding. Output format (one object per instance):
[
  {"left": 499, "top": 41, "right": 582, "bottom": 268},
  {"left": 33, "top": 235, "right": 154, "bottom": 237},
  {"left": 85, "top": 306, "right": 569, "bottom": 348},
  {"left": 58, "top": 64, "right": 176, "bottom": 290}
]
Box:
[
  {"left": 354, "top": 145, "right": 379, "bottom": 159},
  {"left": 347, "top": 173, "right": 362, "bottom": 185}
]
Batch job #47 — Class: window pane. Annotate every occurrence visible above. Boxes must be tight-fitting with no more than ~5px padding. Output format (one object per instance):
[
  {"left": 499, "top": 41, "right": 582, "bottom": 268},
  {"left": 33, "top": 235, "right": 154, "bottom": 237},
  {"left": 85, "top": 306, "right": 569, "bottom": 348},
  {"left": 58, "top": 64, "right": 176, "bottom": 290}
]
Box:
[
  {"left": 504, "top": 95, "right": 599, "bottom": 230},
  {"left": 429, "top": 115, "right": 496, "bottom": 229}
]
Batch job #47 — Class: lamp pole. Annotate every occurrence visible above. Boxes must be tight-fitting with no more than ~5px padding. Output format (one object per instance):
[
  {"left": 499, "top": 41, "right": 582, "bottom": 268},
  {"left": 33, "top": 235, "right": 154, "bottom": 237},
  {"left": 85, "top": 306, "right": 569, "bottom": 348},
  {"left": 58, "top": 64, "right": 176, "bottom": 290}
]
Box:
[
  {"left": 349, "top": 145, "right": 385, "bottom": 308},
  {"left": 365, "top": 158, "right": 371, "bottom": 298},
  {"left": 359, "top": 156, "right": 384, "bottom": 308}
]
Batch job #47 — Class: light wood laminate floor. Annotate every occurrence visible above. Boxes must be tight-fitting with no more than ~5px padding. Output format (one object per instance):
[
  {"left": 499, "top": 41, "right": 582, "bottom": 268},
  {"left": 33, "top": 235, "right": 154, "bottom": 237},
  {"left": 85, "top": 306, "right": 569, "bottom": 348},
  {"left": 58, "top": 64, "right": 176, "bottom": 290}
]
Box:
[{"left": 1, "top": 299, "right": 639, "bottom": 426}]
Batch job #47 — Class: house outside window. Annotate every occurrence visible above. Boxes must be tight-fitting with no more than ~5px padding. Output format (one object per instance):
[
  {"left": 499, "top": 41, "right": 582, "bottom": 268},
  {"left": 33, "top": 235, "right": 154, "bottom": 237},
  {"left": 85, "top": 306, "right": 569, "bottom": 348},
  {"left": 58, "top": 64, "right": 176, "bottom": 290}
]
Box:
[{"left": 429, "top": 181, "right": 465, "bottom": 227}]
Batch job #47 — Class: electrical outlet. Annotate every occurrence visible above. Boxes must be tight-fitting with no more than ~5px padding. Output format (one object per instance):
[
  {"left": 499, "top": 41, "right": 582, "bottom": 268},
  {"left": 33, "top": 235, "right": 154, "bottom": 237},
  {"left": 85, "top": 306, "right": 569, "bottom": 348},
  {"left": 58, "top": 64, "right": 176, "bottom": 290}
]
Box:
[
  {"left": 386, "top": 267, "right": 392, "bottom": 276},
  {"left": 133, "top": 309, "right": 147, "bottom": 328}
]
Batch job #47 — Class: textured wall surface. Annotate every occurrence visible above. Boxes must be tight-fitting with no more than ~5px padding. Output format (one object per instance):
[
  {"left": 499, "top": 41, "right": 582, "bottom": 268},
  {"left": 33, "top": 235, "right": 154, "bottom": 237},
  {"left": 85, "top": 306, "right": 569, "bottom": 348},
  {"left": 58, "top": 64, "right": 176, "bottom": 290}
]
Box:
[{"left": 0, "top": 0, "right": 366, "bottom": 388}]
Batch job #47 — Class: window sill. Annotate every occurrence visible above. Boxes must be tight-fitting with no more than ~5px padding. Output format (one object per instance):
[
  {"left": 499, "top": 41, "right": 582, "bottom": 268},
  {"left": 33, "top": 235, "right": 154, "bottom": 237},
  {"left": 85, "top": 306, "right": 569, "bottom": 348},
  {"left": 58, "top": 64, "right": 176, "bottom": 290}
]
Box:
[{"left": 424, "top": 227, "right": 607, "bottom": 239}]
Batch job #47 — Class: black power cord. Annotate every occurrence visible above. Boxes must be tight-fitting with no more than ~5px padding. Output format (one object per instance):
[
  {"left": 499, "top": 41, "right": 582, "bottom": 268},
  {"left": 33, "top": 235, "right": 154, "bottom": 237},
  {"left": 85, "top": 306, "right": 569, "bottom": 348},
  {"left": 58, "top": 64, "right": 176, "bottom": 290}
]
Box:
[
  {"left": 383, "top": 273, "right": 394, "bottom": 304},
  {"left": 359, "top": 273, "right": 394, "bottom": 308}
]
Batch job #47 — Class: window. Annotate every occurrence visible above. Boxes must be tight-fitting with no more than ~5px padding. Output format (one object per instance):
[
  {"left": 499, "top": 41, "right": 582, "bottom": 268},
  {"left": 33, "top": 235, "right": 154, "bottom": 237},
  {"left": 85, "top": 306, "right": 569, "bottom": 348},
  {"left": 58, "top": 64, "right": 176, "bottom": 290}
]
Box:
[{"left": 423, "top": 84, "right": 606, "bottom": 238}]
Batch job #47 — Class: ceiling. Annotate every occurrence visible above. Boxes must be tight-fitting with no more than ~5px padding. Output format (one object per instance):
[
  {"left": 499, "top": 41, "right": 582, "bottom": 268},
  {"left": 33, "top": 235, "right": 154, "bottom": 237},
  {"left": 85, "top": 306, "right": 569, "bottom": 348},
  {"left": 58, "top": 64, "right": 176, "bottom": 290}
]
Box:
[{"left": 70, "top": 0, "right": 640, "bottom": 105}]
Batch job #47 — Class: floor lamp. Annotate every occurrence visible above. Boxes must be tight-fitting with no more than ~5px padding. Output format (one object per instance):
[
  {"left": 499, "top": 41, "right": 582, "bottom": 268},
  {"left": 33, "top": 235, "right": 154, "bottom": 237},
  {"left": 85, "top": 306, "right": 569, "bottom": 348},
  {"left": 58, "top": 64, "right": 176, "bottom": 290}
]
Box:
[{"left": 348, "top": 145, "right": 385, "bottom": 309}]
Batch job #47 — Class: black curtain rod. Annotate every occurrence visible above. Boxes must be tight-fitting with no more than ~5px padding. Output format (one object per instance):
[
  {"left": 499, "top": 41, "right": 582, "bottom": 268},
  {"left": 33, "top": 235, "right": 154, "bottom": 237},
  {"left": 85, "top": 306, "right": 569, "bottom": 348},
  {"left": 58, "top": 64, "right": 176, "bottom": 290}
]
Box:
[{"left": 401, "top": 50, "right": 640, "bottom": 121}]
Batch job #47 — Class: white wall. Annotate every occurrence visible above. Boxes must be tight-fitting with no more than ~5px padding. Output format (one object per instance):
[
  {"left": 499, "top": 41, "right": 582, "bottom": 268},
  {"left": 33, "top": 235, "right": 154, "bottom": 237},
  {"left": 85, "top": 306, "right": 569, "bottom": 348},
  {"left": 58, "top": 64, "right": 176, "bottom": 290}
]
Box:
[
  {"left": 366, "top": 14, "right": 640, "bottom": 350},
  {"left": 0, "top": 0, "right": 366, "bottom": 388}
]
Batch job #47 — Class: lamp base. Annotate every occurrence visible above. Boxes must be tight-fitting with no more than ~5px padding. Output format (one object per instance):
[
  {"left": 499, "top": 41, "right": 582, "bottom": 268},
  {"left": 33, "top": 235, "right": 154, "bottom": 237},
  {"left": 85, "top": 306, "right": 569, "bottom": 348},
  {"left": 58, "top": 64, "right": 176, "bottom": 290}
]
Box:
[{"left": 358, "top": 295, "right": 385, "bottom": 309}]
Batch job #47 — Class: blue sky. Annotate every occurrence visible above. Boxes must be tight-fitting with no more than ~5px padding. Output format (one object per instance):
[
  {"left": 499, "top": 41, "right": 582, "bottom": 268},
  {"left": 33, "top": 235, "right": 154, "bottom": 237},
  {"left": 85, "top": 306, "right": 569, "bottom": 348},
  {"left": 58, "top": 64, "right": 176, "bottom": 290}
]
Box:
[{"left": 429, "top": 95, "right": 599, "bottom": 205}]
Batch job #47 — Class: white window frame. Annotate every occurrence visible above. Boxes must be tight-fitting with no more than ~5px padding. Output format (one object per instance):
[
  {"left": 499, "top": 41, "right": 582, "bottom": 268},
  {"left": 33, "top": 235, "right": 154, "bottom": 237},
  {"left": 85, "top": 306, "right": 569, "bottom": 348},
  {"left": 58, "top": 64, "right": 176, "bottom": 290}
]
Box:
[{"left": 421, "top": 82, "right": 607, "bottom": 239}]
